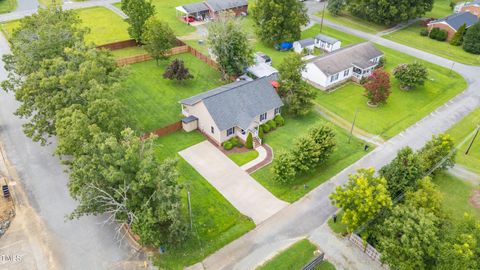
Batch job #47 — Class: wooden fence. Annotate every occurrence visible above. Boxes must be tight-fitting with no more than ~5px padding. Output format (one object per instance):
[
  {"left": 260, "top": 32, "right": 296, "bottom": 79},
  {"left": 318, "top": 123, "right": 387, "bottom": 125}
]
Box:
[
  {"left": 116, "top": 45, "right": 190, "bottom": 66},
  {"left": 302, "top": 252, "right": 325, "bottom": 270},
  {"left": 187, "top": 46, "right": 219, "bottom": 69},
  {"left": 349, "top": 234, "right": 383, "bottom": 263},
  {"left": 141, "top": 121, "right": 182, "bottom": 140},
  {"left": 97, "top": 39, "right": 138, "bottom": 50}
]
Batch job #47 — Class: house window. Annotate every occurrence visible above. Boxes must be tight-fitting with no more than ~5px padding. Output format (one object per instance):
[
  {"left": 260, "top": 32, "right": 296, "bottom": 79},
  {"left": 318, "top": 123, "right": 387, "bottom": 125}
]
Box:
[
  {"left": 211, "top": 126, "right": 214, "bottom": 134},
  {"left": 241, "top": 129, "right": 246, "bottom": 135},
  {"left": 330, "top": 73, "right": 339, "bottom": 82},
  {"left": 260, "top": 112, "right": 267, "bottom": 121},
  {"left": 227, "top": 127, "right": 234, "bottom": 136},
  {"left": 344, "top": 69, "right": 350, "bottom": 76},
  {"left": 274, "top": 107, "right": 281, "bottom": 115}
]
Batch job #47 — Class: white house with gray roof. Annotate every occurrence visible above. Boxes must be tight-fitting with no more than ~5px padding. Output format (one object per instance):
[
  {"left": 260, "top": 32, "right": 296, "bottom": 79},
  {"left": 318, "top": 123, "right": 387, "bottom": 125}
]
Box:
[
  {"left": 180, "top": 76, "right": 283, "bottom": 145},
  {"left": 302, "top": 42, "right": 383, "bottom": 90},
  {"left": 314, "top": 34, "right": 341, "bottom": 52},
  {"left": 293, "top": 38, "right": 315, "bottom": 54}
]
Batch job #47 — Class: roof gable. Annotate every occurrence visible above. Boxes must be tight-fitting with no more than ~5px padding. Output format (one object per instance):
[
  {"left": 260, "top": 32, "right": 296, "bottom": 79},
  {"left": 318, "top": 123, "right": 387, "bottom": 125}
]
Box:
[
  {"left": 315, "top": 34, "right": 339, "bottom": 44},
  {"left": 430, "top": 12, "right": 479, "bottom": 30},
  {"left": 205, "top": 0, "right": 248, "bottom": 12}
]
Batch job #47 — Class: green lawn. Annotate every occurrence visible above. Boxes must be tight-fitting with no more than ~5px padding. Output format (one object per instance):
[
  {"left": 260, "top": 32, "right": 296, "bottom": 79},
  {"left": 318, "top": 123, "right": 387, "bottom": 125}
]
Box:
[
  {"left": 252, "top": 112, "right": 372, "bottom": 202},
  {"left": 384, "top": 22, "right": 480, "bottom": 66},
  {"left": 0, "top": 0, "right": 16, "bottom": 14},
  {"left": 110, "top": 46, "right": 147, "bottom": 59},
  {"left": 228, "top": 150, "right": 259, "bottom": 166},
  {"left": 315, "top": 45, "right": 467, "bottom": 139},
  {"left": 119, "top": 54, "right": 224, "bottom": 132},
  {"left": 301, "top": 24, "right": 367, "bottom": 47},
  {"left": 434, "top": 173, "right": 480, "bottom": 222},
  {"left": 256, "top": 239, "right": 321, "bottom": 270},
  {"left": 153, "top": 131, "right": 255, "bottom": 270},
  {"left": 445, "top": 108, "right": 480, "bottom": 174},
  {"left": 327, "top": 211, "right": 348, "bottom": 235},
  {"left": 320, "top": 11, "right": 389, "bottom": 34},
  {"left": 0, "top": 7, "right": 130, "bottom": 45},
  {"left": 426, "top": 0, "right": 461, "bottom": 19}
]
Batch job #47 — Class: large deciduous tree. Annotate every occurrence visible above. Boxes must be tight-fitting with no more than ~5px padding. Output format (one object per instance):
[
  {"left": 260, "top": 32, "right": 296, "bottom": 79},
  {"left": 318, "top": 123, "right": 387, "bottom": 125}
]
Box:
[
  {"left": 463, "top": 22, "right": 480, "bottom": 54},
  {"left": 329, "top": 168, "right": 392, "bottom": 232},
  {"left": 363, "top": 68, "right": 391, "bottom": 106},
  {"left": 418, "top": 133, "right": 456, "bottom": 175},
  {"left": 393, "top": 62, "right": 429, "bottom": 90},
  {"left": 278, "top": 54, "right": 316, "bottom": 116},
  {"left": 379, "top": 147, "right": 423, "bottom": 197},
  {"left": 121, "top": 0, "right": 155, "bottom": 43},
  {"left": 377, "top": 204, "right": 441, "bottom": 270},
  {"left": 327, "top": 0, "right": 346, "bottom": 16},
  {"left": 163, "top": 59, "right": 194, "bottom": 82},
  {"left": 208, "top": 17, "right": 253, "bottom": 79},
  {"left": 142, "top": 17, "right": 176, "bottom": 65},
  {"left": 347, "top": 0, "right": 434, "bottom": 26},
  {"left": 405, "top": 177, "right": 444, "bottom": 217},
  {"left": 252, "top": 0, "right": 309, "bottom": 46},
  {"left": 450, "top": 23, "right": 467, "bottom": 46}
]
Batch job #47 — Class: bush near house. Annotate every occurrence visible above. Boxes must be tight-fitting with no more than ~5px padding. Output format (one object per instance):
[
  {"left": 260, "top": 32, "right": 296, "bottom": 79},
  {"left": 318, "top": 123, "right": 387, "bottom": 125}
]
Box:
[
  {"left": 274, "top": 115, "right": 285, "bottom": 126},
  {"left": 463, "top": 22, "right": 480, "bottom": 54},
  {"left": 429, "top": 27, "right": 448, "bottom": 41}
]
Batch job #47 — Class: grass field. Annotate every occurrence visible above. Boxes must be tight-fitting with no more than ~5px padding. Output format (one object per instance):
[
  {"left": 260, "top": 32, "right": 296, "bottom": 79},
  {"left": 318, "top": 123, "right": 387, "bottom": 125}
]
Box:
[
  {"left": 426, "top": 0, "right": 461, "bottom": 19},
  {"left": 328, "top": 211, "right": 348, "bottom": 234},
  {"left": 228, "top": 150, "right": 259, "bottom": 166},
  {"left": 384, "top": 22, "right": 480, "bottom": 66},
  {"left": 119, "top": 54, "right": 224, "bottom": 132},
  {"left": 434, "top": 173, "right": 480, "bottom": 222},
  {"left": 257, "top": 239, "right": 335, "bottom": 270},
  {"left": 153, "top": 131, "right": 255, "bottom": 270},
  {"left": 321, "top": 11, "right": 389, "bottom": 34},
  {"left": 110, "top": 46, "right": 147, "bottom": 59},
  {"left": 252, "top": 112, "right": 372, "bottom": 202},
  {"left": 445, "top": 108, "right": 480, "bottom": 174},
  {"left": 0, "top": 0, "right": 16, "bottom": 14},
  {"left": 315, "top": 45, "right": 467, "bottom": 139}
]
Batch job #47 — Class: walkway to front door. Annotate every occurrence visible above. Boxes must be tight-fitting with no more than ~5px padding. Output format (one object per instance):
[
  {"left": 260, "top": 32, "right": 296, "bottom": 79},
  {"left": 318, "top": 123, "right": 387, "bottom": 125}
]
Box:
[{"left": 179, "top": 141, "right": 288, "bottom": 225}]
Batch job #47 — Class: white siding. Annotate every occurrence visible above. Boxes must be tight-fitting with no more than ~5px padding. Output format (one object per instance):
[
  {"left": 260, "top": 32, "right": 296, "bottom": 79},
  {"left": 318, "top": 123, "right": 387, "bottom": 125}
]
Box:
[
  {"left": 303, "top": 62, "right": 328, "bottom": 88},
  {"left": 182, "top": 102, "right": 221, "bottom": 144},
  {"left": 314, "top": 40, "right": 342, "bottom": 52},
  {"left": 294, "top": 43, "right": 315, "bottom": 54}
]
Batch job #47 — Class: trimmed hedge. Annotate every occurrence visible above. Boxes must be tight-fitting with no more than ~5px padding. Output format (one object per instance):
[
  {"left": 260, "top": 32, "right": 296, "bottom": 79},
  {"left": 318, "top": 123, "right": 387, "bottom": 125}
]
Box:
[{"left": 274, "top": 115, "right": 285, "bottom": 126}]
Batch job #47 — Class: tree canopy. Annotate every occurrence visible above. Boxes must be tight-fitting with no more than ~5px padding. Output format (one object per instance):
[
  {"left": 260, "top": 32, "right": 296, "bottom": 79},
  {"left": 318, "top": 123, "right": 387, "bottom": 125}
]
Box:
[
  {"left": 142, "top": 17, "right": 176, "bottom": 65},
  {"left": 363, "top": 68, "right": 391, "bottom": 106},
  {"left": 463, "top": 22, "right": 480, "bottom": 54},
  {"left": 252, "top": 0, "right": 309, "bottom": 46},
  {"left": 121, "top": 0, "right": 156, "bottom": 42},
  {"left": 393, "top": 62, "right": 429, "bottom": 90}
]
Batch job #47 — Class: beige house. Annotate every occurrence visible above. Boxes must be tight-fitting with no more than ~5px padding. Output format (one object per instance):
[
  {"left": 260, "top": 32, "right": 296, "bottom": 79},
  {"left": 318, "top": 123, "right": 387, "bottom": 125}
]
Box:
[{"left": 180, "top": 76, "right": 283, "bottom": 145}]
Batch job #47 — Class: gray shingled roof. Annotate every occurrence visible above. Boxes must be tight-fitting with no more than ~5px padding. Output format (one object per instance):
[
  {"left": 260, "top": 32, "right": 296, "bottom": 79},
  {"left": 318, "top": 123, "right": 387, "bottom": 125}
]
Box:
[
  {"left": 182, "top": 2, "right": 209, "bottom": 13},
  {"left": 315, "top": 34, "right": 339, "bottom": 45},
  {"left": 296, "top": 38, "right": 315, "bottom": 47},
  {"left": 430, "top": 12, "right": 479, "bottom": 31},
  {"left": 205, "top": 0, "right": 248, "bottom": 12},
  {"left": 307, "top": 42, "right": 383, "bottom": 76},
  {"left": 180, "top": 76, "right": 283, "bottom": 131}
]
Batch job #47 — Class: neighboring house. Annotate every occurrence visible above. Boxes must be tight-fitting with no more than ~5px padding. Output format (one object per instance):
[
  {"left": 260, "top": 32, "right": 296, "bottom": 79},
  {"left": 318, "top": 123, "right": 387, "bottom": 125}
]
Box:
[
  {"left": 427, "top": 12, "right": 479, "bottom": 40},
  {"left": 255, "top": 52, "right": 272, "bottom": 66},
  {"left": 293, "top": 38, "right": 315, "bottom": 54},
  {"left": 302, "top": 42, "right": 383, "bottom": 90},
  {"left": 455, "top": 1, "right": 480, "bottom": 17},
  {"left": 314, "top": 34, "right": 341, "bottom": 52},
  {"left": 176, "top": 0, "right": 248, "bottom": 21},
  {"left": 180, "top": 76, "right": 283, "bottom": 145}
]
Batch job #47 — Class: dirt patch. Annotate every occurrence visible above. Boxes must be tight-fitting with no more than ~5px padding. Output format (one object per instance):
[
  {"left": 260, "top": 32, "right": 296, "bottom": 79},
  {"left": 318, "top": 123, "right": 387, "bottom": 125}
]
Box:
[
  {"left": 0, "top": 176, "right": 15, "bottom": 237},
  {"left": 469, "top": 190, "right": 480, "bottom": 209}
]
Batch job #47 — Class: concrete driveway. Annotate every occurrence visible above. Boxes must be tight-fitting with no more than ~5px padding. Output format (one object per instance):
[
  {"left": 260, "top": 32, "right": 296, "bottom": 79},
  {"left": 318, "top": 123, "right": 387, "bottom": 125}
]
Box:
[{"left": 179, "top": 141, "right": 288, "bottom": 225}]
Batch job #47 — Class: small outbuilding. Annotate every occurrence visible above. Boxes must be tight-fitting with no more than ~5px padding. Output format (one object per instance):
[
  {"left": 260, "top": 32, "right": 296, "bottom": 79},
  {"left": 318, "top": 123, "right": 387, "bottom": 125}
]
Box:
[
  {"left": 314, "top": 34, "right": 341, "bottom": 52},
  {"left": 293, "top": 38, "right": 315, "bottom": 54},
  {"left": 182, "top": 115, "right": 198, "bottom": 132}
]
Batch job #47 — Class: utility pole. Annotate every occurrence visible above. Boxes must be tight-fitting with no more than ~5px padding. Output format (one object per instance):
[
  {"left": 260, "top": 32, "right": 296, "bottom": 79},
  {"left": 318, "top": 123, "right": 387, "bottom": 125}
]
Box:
[
  {"left": 320, "top": 1, "right": 326, "bottom": 33},
  {"left": 449, "top": 62, "right": 455, "bottom": 74},
  {"left": 187, "top": 191, "right": 193, "bottom": 230},
  {"left": 348, "top": 108, "right": 359, "bottom": 143},
  {"left": 465, "top": 126, "right": 480, "bottom": 155}
]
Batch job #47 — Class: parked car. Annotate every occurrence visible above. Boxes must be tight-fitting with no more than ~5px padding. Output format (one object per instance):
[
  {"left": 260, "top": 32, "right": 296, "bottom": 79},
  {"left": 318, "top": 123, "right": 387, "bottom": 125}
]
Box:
[
  {"left": 255, "top": 52, "right": 272, "bottom": 66},
  {"left": 274, "top": 42, "right": 293, "bottom": 51},
  {"left": 183, "top": 16, "right": 195, "bottom": 23}
]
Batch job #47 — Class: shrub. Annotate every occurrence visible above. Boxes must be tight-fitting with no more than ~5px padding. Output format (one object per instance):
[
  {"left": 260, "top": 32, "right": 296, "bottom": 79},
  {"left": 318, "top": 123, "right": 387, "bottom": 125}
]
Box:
[
  {"left": 436, "top": 29, "right": 448, "bottom": 41},
  {"left": 223, "top": 141, "right": 233, "bottom": 150},
  {"left": 429, "top": 28, "right": 440, "bottom": 40},
  {"left": 274, "top": 115, "right": 285, "bottom": 126},
  {"left": 262, "top": 123, "right": 271, "bottom": 133},
  {"left": 376, "top": 56, "right": 386, "bottom": 69},
  {"left": 259, "top": 126, "right": 264, "bottom": 140},
  {"left": 308, "top": 125, "right": 336, "bottom": 163},
  {"left": 463, "top": 22, "right": 480, "bottom": 54},
  {"left": 267, "top": 120, "right": 277, "bottom": 130},
  {"left": 230, "top": 137, "right": 243, "bottom": 147},
  {"left": 450, "top": 23, "right": 466, "bottom": 46},
  {"left": 272, "top": 151, "right": 297, "bottom": 184},
  {"left": 393, "top": 62, "right": 428, "bottom": 90},
  {"left": 420, "top": 29, "right": 429, "bottom": 36},
  {"left": 245, "top": 133, "right": 253, "bottom": 149}
]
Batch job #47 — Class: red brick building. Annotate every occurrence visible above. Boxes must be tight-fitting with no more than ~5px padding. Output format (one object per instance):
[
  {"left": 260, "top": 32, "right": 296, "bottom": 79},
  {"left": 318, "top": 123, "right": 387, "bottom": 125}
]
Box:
[
  {"left": 456, "top": 1, "right": 480, "bottom": 17},
  {"left": 427, "top": 12, "right": 479, "bottom": 40}
]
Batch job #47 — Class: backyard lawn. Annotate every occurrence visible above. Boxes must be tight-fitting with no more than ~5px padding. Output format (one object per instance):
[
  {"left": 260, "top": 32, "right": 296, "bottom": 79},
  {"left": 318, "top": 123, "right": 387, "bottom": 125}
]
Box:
[
  {"left": 434, "top": 173, "right": 480, "bottom": 222},
  {"left": 257, "top": 239, "right": 335, "bottom": 270},
  {"left": 252, "top": 112, "right": 372, "bottom": 202},
  {"left": 153, "top": 131, "right": 255, "bottom": 270},
  {"left": 0, "top": 0, "right": 16, "bottom": 14},
  {"left": 110, "top": 46, "right": 147, "bottom": 59},
  {"left": 315, "top": 45, "right": 467, "bottom": 139},
  {"left": 119, "top": 54, "right": 224, "bottom": 132},
  {"left": 321, "top": 11, "right": 389, "bottom": 34},
  {"left": 426, "top": 0, "right": 461, "bottom": 19},
  {"left": 228, "top": 150, "right": 259, "bottom": 166},
  {"left": 384, "top": 22, "right": 480, "bottom": 66},
  {"left": 445, "top": 108, "right": 480, "bottom": 174}
]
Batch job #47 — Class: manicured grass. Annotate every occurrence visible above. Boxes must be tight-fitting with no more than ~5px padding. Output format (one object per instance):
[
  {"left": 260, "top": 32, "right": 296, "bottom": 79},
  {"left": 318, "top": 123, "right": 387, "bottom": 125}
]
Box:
[
  {"left": 110, "top": 46, "right": 147, "bottom": 59},
  {"left": 315, "top": 45, "right": 467, "bottom": 139},
  {"left": 433, "top": 173, "right": 480, "bottom": 222},
  {"left": 0, "top": 0, "right": 16, "bottom": 14},
  {"left": 328, "top": 211, "right": 348, "bottom": 235},
  {"left": 76, "top": 7, "right": 130, "bottom": 45},
  {"left": 445, "top": 108, "right": 480, "bottom": 174},
  {"left": 315, "top": 261, "right": 337, "bottom": 270},
  {"left": 384, "top": 22, "right": 480, "bottom": 66},
  {"left": 119, "top": 54, "right": 224, "bottom": 132},
  {"left": 426, "top": 0, "right": 461, "bottom": 19},
  {"left": 0, "top": 7, "right": 130, "bottom": 45},
  {"left": 228, "top": 150, "right": 259, "bottom": 166},
  {"left": 153, "top": 131, "right": 255, "bottom": 270},
  {"left": 321, "top": 11, "right": 389, "bottom": 34},
  {"left": 301, "top": 24, "right": 367, "bottom": 47},
  {"left": 256, "top": 239, "right": 319, "bottom": 270},
  {"left": 252, "top": 112, "right": 372, "bottom": 202}
]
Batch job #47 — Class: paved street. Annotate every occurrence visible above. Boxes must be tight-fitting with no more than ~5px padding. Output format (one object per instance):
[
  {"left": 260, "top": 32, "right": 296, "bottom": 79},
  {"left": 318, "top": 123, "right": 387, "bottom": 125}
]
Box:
[{"left": 179, "top": 141, "right": 288, "bottom": 225}]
